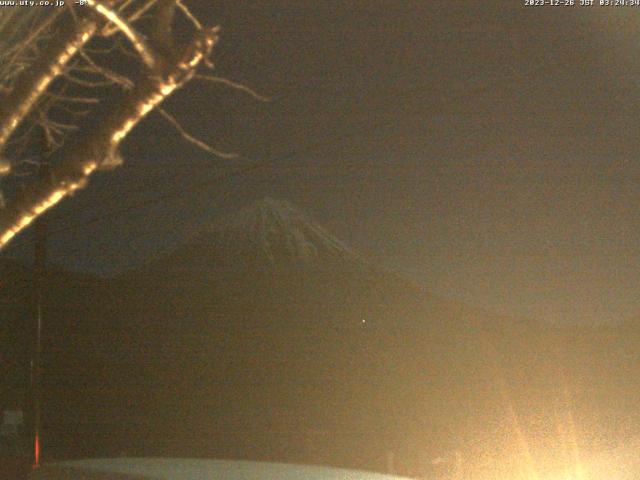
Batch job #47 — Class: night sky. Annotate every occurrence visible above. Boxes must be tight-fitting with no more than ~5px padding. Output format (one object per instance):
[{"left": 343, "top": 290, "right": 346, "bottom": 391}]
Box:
[{"left": 5, "top": 1, "right": 640, "bottom": 325}]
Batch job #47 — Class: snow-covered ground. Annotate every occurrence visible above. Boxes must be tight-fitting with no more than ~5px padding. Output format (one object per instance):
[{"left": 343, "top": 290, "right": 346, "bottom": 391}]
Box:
[
  {"left": 25, "top": 439, "right": 640, "bottom": 480},
  {"left": 29, "top": 458, "right": 411, "bottom": 480}
]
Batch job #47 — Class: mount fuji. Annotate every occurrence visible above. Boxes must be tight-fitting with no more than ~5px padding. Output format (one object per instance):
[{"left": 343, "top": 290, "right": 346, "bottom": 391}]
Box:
[
  {"left": 200, "top": 197, "right": 364, "bottom": 268},
  {"left": 114, "top": 197, "right": 438, "bottom": 333}
]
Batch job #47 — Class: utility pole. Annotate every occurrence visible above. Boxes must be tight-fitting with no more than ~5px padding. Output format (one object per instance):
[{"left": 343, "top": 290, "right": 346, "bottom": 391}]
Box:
[{"left": 30, "top": 144, "right": 51, "bottom": 469}]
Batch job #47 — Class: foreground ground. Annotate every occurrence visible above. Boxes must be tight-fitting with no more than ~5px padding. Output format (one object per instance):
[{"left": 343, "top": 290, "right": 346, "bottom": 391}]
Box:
[{"left": 29, "top": 458, "right": 410, "bottom": 480}]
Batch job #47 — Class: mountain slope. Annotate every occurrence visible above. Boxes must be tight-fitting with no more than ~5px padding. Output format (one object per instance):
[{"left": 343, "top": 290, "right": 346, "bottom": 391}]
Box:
[{"left": 115, "top": 197, "right": 442, "bottom": 331}]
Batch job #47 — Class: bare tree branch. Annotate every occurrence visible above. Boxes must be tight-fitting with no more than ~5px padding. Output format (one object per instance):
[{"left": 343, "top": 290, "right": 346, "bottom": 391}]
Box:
[
  {"left": 102, "top": 0, "right": 160, "bottom": 37},
  {"left": 194, "top": 74, "right": 271, "bottom": 102},
  {"left": 78, "top": 50, "right": 134, "bottom": 89},
  {"left": 0, "top": 10, "right": 62, "bottom": 83},
  {"left": 44, "top": 93, "right": 101, "bottom": 104},
  {"left": 0, "top": 27, "right": 220, "bottom": 249},
  {"left": 0, "top": 160, "right": 10, "bottom": 176},
  {"left": 157, "top": 108, "right": 238, "bottom": 159},
  {"left": 0, "top": 13, "right": 98, "bottom": 153},
  {"left": 176, "top": 0, "right": 202, "bottom": 31},
  {"left": 86, "top": 0, "right": 160, "bottom": 71}
]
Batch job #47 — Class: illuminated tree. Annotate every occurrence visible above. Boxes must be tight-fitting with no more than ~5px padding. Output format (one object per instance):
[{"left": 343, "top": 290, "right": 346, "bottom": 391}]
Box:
[{"left": 0, "top": 1, "right": 260, "bottom": 250}]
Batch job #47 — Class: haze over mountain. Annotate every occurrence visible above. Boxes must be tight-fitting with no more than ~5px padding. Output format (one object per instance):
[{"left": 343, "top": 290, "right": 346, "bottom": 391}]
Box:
[
  {"left": 103, "top": 198, "right": 640, "bottom": 474},
  {"left": 2, "top": 198, "right": 639, "bottom": 477},
  {"left": 116, "top": 197, "right": 450, "bottom": 334}
]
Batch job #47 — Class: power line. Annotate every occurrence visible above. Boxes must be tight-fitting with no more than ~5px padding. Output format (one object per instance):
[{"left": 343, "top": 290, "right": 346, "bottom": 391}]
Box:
[
  {"left": 4, "top": 111, "right": 401, "bottom": 251},
  {"left": 0, "top": 82, "right": 436, "bottom": 253}
]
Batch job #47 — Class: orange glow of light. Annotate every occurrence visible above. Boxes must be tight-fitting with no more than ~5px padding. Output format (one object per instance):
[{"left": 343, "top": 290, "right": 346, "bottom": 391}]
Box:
[
  {"left": 457, "top": 327, "right": 599, "bottom": 480},
  {"left": 33, "top": 433, "right": 40, "bottom": 468}
]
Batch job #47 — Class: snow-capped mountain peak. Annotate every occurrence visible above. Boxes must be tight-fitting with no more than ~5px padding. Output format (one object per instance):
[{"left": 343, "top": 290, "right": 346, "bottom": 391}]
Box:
[{"left": 203, "top": 197, "right": 362, "bottom": 267}]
